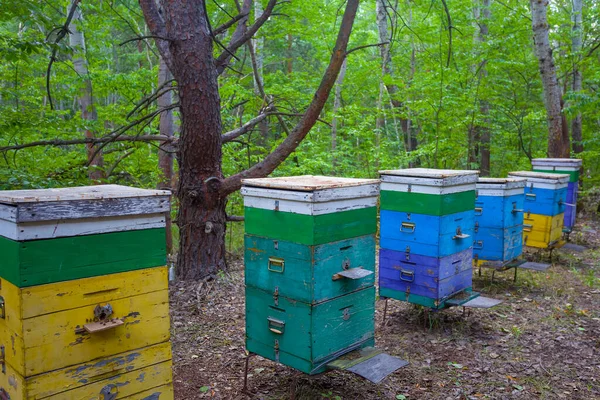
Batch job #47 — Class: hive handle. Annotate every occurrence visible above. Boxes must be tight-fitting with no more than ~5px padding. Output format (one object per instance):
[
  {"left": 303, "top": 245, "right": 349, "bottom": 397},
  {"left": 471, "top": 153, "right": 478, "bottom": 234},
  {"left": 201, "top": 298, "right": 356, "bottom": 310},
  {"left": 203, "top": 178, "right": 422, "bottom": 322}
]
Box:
[
  {"left": 267, "top": 317, "right": 285, "bottom": 334},
  {"left": 523, "top": 224, "right": 533, "bottom": 232},
  {"left": 400, "top": 222, "right": 416, "bottom": 233},
  {"left": 474, "top": 207, "right": 483, "bottom": 216},
  {"left": 525, "top": 193, "right": 537, "bottom": 201},
  {"left": 399, "top": 269, "right": 415, "bottom": 282}
]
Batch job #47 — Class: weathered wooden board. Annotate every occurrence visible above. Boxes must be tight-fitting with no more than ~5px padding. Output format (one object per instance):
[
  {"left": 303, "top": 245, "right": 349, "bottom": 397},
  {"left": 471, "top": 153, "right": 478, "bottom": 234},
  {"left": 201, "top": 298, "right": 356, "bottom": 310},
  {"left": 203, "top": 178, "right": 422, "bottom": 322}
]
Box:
[
  {"left": 380, "top": 267, "right": 472, "bottom": 300},
  {"left": 508, "top": 171, "right": 570, "bottom": 189},
  {"left": 476, "top": 178, "right": 526, "bottom": 197},
  {"left": 521, "top": 186, "right": 567, "bottom": 216},
  {"left": 379, "top": 168, "right": 479, "bottom": 186},
  {"left": 244, "top": 206, "right": 377, "bottom": 245},
  {"left": 0, "top": 213, "right": 166, "bottom": 241},
  {"left": 241, "top": 175, "right": 379, "bottom": 191},
  {"left": 241, "top": 183, "right": 379, "bottom": 203},
  {"left": 245, "top": 235, "right": 375, "bottom": 304},
  {"left": 0, "top": 277, "right": 170, "bottom": 376},
  {"left": 0, "top": 185, "right": 171, "bottom": 224},
  {"left": 0, "top": 342, "right": 172, "bottom": 399},
  {"left": 0, "top": 228, "right": 166, "bottom": 287},
  {"left": 243, "top": 195, "right": 377, "bottom": 215},
  {"left": 379, "top": 248, "right": 472, "bottom": 281},
  {"left": 380, "top": 190, "right": 476, "bottom": 216},
  {"left": 532, "top": 158, "right": 582, "bottom": 183},
  {"left": 246, "top": 286, "right": 375, "bottom": 375}
]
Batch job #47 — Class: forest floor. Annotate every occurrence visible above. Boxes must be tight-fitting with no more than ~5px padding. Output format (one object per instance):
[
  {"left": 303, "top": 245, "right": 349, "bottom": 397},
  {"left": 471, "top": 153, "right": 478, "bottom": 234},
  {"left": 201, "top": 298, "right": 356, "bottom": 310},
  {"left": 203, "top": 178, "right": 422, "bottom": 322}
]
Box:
[{"left": 169, "top": 212, "right": 600, "bottom": 400}]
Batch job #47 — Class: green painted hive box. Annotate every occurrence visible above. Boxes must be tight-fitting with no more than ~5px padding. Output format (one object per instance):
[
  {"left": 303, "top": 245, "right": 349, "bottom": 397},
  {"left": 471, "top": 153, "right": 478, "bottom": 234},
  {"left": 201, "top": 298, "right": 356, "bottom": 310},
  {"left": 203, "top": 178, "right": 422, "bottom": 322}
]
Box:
[
  {"left": 531, "top": 158, "right": 582, "bottom": 183},
  {"left": 241, "top": 176, "right": 379, "bottom": 246},
  {"left": 0, "top": 185, "right": 170, "bottom": 287},
  {"left": 246, "top": 285, "right": 375, "bottom": 374},
  {"left": 379, "top": 168, "right": 479, "bottom": 216}
]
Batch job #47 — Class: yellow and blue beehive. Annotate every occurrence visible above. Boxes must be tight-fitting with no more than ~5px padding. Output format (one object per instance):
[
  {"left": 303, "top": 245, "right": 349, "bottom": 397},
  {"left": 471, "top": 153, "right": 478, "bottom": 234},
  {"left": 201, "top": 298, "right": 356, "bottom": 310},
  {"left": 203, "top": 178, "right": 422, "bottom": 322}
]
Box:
[
  {"left": 0, "top": 185, "right": 173, "bottom": 399},
  {"left": 507, "top": 172, "right": 570, "bottom": 249}
]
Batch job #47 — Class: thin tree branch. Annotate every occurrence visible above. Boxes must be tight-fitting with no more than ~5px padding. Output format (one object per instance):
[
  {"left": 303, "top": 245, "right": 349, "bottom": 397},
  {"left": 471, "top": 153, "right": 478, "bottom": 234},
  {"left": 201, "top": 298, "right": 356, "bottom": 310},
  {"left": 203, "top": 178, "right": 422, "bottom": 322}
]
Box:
[
  {"left": 226, "top": 215, "right": 245, "bottom": 222},
  {"left": 0, "top": 135, "right": 177, "bottom": 152},
  {"left": 106, "top": 148, "right": 136, "bottom": 177},
  {"left": 119, "top": 35, "right": 172, "bottom": 46},
  {"left": 215, "top": 0, "right": 278, "bottom": 75},
  {"left": 346, "top": 41, "right": 389, "bottom": 56},
  {"left": 46, "top": 0, "right": 81, "bottom": 110},
  {"left": 214, "top": 12, "right": 249, "bottom": 36},
  {"left": 222, "top": 111, "right": 273, "bottom": 143},
  {"left": 440, "top": 0, "right": 452, "bottom": 68},
  {"left": 220, "top": 0, "right": 359, "bottom": 196}
]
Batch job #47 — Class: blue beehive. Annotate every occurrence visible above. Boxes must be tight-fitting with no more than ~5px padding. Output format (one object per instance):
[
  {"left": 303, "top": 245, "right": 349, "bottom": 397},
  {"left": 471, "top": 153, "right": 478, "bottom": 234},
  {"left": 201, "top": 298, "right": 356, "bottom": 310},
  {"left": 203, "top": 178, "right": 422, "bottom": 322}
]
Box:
[
  {"left": 473, "top": 178, "right": 526, "bottom": 265},
  {"left": 531, "top": 158, "right": 582, "bottom": 230},
  {"left": 378, "top": 168, "right": 479, "bottom": 309}
]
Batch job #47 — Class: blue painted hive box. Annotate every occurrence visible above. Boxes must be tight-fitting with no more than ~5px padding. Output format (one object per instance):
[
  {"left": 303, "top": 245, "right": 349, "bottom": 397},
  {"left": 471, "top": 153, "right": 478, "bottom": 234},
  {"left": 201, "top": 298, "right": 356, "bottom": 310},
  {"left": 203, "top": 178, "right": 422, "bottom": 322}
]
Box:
[
  {"left": 508, "top": 171, "right": 569, "bottom": 249},
  {"left": 473, "top": 178, "right": 525, "bottom": 264},
  {"left": 378, "top": 168, "right": 479, "bottom": 309},
  {"left": 241, "top": 176, "right": 379, "bottom": 374},
  {"left": 531, "top": 158, "right": 582, "bottom": 229}
]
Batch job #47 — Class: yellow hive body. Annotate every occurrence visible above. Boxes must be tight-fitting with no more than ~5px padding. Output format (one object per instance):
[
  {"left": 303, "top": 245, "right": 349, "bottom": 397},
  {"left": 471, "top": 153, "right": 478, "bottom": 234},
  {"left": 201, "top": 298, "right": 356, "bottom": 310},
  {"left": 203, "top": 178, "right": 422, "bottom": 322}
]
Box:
[
  {"left": 523, "top": 213, "right": 563, "bottom": 248},
  {"left": 0, "top": 267, "right": 173, "bottom": 399}
]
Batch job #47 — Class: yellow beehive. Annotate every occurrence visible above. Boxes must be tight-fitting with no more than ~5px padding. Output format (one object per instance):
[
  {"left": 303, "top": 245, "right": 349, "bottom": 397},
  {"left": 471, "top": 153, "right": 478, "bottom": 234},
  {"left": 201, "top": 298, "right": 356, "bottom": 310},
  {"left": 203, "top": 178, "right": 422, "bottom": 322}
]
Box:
[
  {"left": 523, "top": 213, "right": 563, "bottom": 248},
  {"left": 0, "top": 267, "right": 173, "bottom": 399}
]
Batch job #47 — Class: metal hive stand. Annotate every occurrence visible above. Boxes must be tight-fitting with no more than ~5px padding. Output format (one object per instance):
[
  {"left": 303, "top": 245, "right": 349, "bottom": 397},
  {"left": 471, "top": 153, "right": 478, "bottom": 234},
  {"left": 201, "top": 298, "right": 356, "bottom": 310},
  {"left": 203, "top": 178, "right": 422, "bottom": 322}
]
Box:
[{"left": 476, "top": 258, "right": 551, "bottom": 283}]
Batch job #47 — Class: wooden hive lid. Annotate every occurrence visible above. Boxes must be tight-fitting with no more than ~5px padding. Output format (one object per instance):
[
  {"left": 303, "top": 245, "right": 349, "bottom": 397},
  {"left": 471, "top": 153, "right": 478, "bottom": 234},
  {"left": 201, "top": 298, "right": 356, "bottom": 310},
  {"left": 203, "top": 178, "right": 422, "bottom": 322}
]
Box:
[
  {"left": 0, "top": 185, "right": 171, "bottom": 204},
  {"left": 241, "top": 175, "right": 379, "bottom": 191},
  {"left": 379, "top": 168, "right": 479, "bottom": 187},
  {"left": 476, "top": 177, "right": 526, "bottom": 189},
  {"left": 508, "top": 171, "right": 570, "bottom": 184},
  {"left": 531, "top": 158, "right": 582, "bottom": 168}
]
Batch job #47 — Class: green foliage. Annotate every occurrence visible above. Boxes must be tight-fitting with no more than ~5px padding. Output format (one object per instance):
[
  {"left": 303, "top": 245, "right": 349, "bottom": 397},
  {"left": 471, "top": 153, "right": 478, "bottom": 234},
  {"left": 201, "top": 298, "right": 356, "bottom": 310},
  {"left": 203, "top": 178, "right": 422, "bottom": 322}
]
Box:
[{"left": 1, "top": 0, "right": 599, "bottom": 226}]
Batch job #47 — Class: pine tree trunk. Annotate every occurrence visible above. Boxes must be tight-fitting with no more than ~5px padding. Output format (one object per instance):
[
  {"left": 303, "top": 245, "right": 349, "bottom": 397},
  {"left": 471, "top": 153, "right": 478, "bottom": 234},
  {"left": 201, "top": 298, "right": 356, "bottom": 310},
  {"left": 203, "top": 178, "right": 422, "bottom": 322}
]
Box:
[
  {"left": 479, "top": 0, "right": 491, "bottom": 175},
  {"left": 69, "top": 1, "right": 104, "bottom": 182},
  {"left": 571, "top": 0, "right": 583, "bottom": 154},
  {"left": 530, "top": 0, "right": 570, "bottom": 158}
]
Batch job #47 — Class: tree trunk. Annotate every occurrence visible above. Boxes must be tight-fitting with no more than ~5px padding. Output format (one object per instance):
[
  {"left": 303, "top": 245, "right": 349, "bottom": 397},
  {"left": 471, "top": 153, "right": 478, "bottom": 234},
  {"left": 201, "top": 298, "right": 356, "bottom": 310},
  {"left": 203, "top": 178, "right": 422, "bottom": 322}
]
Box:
[
  {"left": 530, "top": 0, "right": 570, "bottom": 158},
  {"left": 478, "top": 0, "right": 491, "bottom": 175},
  {"left": 68, "top": 1, "right": 104, "bottom": 182},
  {"left": 331, "top": 58, "right": 347, "bottom": 169},
  {"left": 253, "top": 0, "right": 269, "bottom": 144},
  {"left": 571, "top": 0, "right": 583, "bottom": 154},
  {"left": 157, "top": 56, "right": 176, "bottom": 255},
  {"left": 140, "top": 0, "right": 359, "bottom": 280}
]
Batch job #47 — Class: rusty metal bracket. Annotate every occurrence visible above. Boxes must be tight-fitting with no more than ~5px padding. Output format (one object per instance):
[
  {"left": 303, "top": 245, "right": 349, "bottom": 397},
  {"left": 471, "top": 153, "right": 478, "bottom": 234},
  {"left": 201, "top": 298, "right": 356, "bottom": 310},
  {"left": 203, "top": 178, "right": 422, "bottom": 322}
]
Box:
[
  {"left": 0, "top": 388, "right": 10, "bottom": 400},
  {"left": 0, "top": 297, "right": 4, "bottom": 319}
]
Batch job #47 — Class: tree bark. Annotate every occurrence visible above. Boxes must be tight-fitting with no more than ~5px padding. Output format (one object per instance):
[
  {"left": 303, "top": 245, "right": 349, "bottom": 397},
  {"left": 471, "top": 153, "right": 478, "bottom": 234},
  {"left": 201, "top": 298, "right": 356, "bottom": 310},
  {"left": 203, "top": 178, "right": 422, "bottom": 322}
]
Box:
[
  {"left": 530, "top": 0, "right": 570, "bottom": 158},
  {"left": 331, "top": 58, "right": 348, "bottom": 169},
  {"left": 157, "top": 56, "right": 176, "bottom": 255},
  {"left": 252, "top": 0, "right": 269, "bottom": 144},
  {"left": 140, "top": 0, "right": 360, "bottom": 279},
  {"left": 571, "top": 0, "right": 583, "bottom": 154},
  {"left": 476, "top": 0, "right": 491, "bottom": 175},
  {"left": 69, "top": 1, "right": 104, "bottom": 182}
]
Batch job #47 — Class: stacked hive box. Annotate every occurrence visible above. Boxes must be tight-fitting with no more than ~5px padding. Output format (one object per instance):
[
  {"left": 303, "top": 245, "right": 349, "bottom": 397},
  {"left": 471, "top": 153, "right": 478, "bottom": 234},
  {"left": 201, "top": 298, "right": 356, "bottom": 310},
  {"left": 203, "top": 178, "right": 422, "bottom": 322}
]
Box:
[
  {"left": 473, "top": 178, "right": 526, "bottom": 266},
  {"left": 0, "top": 185, "right": 173, "bottom": 399},
  {"left": 378, "top": 169, "right": 479, "bottom": 309},
  {"left": 241, "top": 176, "right": 379, "bottom": 375},
  {"left": 531, "top": 158, "right": 582, "bottom": 230},
  {"left": 508, "top": 171, "right": 569, "bottom": 249}
]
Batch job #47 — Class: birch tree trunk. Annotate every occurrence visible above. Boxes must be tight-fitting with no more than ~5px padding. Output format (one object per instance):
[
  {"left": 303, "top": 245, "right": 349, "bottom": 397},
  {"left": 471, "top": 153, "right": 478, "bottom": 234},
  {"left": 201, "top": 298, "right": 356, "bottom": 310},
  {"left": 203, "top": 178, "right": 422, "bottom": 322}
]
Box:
[
  {"left": 571, "top": 0, "right": 583, "bottom": 154},
  {"left": 530, "top": 0, "right": 570, "bottom": 158},
  {"left": 68, "top": 1, "right": 104, "bottom": 182},
  {"left": 331, "top": 58, "right": 347, "bottom": 169}
]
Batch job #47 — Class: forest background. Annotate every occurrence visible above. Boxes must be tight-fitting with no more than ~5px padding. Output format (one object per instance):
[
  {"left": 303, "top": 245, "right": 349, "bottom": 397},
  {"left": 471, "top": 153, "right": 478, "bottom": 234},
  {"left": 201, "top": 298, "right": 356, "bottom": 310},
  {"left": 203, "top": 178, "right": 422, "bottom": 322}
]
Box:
[{"left": 1, "top": 0, "right": 599, "bottom": 269}]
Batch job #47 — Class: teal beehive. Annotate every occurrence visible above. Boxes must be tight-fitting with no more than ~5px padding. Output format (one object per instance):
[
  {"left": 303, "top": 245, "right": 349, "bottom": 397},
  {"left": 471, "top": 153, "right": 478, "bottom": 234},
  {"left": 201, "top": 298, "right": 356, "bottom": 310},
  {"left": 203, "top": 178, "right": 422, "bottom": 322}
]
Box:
[{"left": 241, "top": 176, "right": 380, "bottom": 375}]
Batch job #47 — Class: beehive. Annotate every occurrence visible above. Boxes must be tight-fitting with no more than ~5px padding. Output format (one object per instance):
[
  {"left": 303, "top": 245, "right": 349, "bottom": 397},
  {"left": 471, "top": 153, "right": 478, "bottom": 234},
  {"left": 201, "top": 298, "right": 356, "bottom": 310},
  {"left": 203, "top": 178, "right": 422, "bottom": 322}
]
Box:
[
  {"left": 241, "top": 176, "right": 379, "bottom": 374},
  {"left": 378, "top": 168, "right": 479, "bottom": 309},
  {"left": 531, "top": 158, "right": 582, "bottom": 229},
  {"left": 0, "top": 185, "right": 173, "bottom": 399},
  {"left": 473, "top": 178, "right": 525, "bottom": 265},
  {"left": 508, "top": 171, "right": 569, "bottom": 249}
]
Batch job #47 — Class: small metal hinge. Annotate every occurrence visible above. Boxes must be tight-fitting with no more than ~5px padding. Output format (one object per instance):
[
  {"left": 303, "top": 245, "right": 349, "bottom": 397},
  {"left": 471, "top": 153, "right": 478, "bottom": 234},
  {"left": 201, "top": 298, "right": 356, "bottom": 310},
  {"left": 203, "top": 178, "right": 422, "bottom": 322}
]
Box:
[
  {"left": 474, "top": 222, "right": 479, "bottom": 233},
  {"left": 273, "top": 287, "right": 279, "bottom": 306},
  {"left": 0, "top": 345, "right": 5, "bottom": 374},
  {"left": 343, "top": 308, "right": 351, "bottom": 321},
  {"left": 407, "top": 184, "right": 412, "bottom": 193},
  {"left": 0, "top": 388, "right": 10, "bottom": 400},
  {"left": 0, "top": 297, "right": 4, "bottom": 319},
  {"left": 273, "top": 240, "right": 279, "bottom": 250},
  {"left": 100, "top": 384, "right": 118, "bottom": 400},
  {"left": 274, "top": 340, "right": 280, "bottom": 362},
  {"left": 274, "top": 200, "right": 280, "bottom": 211}
]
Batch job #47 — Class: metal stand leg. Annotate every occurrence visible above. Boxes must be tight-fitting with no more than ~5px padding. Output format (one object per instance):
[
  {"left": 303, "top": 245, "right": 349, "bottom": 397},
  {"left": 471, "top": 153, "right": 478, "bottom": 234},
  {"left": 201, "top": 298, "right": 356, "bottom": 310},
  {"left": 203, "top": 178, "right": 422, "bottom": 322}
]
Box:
[
  {"left": 491, "top": 270, "right": 496, "bottom": 284},
  {"left": 242, "top": 353, "right": 254, "bottom": 395},
  {"left": 513, "top": 266, "right": 518, "bottom": 282},
  {"left": 382, "top": 298, "right": 389, "bottom": 326}
]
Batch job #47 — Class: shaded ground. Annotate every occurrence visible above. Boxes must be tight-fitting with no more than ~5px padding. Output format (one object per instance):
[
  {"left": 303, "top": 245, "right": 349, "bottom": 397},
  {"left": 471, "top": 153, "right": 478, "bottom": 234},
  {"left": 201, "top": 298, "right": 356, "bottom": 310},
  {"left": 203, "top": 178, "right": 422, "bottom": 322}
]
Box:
[{"left": 170, "top": 215, "right": 600, "bottom": 400}]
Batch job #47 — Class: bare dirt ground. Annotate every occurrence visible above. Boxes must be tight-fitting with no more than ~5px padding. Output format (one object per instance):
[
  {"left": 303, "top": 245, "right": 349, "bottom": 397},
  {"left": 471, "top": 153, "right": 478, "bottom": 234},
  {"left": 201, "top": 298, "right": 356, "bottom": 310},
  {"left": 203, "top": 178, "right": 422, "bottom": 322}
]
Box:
[{"left": 170, "top": 208, "right": 600, "bottom": 399}]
